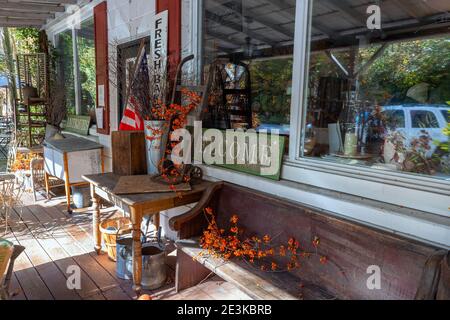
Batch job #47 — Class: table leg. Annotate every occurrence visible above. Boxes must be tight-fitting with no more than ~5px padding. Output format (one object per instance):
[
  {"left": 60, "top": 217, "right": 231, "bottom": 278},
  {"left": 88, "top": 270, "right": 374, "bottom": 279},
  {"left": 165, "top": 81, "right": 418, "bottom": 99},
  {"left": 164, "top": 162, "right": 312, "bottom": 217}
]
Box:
[
  {"left": 131, "top": 207, "right": 143, "bottom": 295},
  {"left": 63, "top": 152, "right": 71, "bottom": 214},
  {"left": 91, "top": 185, "right": 102, "bottom": 255},
  {"left": 64, "top": 181, "right": 72, "bottom": 214},
  {"left": 44, "top": 172, "right": 50, "bottom": 200}
]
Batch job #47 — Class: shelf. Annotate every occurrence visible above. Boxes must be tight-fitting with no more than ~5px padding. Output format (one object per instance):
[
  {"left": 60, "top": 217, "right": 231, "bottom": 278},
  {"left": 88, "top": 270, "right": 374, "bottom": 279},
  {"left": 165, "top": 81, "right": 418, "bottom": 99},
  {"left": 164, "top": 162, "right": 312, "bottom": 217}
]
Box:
[
  {"left": 18, "top": 112, "right": 46, "bottom": 117},
  {"left": 25, "top": 97, "right": 48, "bottom": 105}
]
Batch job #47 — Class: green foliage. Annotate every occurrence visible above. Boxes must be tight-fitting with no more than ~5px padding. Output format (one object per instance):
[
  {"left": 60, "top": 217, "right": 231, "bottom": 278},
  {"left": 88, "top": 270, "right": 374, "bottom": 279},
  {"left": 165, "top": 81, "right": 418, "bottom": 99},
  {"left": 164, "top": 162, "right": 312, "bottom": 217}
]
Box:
[
  {"left": 362, "top": 39, "right": 450, "bottom": 103},
  {"left": 250, "top": 58, "right": 293, "bottom": 125},
  {"left": 77, "top": 34, "right": 96, "bottom": 112},
  {"left": 10, "top": 27, "right": 40, "bottom": 53},
  {"left": 57, "top": 31, "right": 76, "bottom": 115}
]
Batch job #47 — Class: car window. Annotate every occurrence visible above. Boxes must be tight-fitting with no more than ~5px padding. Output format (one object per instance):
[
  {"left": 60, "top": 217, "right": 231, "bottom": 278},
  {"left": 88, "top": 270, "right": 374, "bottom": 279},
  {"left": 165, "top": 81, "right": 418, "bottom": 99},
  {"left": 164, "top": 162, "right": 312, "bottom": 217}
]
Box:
[
  {"left": 441, "top": 110, "right": 449, "bottom": 123},
  {"left": 384, "top": 110, "right": 405, "bottom": 129},
  {"left": 411, "top": 111, "right": 439, "bottom": 128}
]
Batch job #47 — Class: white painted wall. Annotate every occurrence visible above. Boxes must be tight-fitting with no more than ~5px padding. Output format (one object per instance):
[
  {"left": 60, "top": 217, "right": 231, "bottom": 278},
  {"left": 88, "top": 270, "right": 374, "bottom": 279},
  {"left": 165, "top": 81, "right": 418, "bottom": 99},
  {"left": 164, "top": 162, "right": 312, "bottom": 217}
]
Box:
[{"left": 45, "top": 0, "right": 157, "bottom": 173}]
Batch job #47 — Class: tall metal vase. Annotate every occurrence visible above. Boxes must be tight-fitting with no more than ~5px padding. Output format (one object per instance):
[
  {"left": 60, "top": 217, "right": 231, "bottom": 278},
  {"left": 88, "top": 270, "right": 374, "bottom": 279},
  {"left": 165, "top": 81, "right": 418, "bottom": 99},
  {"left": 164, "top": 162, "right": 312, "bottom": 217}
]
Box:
[{"left": 144, "top": 120, "right": 169, "bottom": 175}]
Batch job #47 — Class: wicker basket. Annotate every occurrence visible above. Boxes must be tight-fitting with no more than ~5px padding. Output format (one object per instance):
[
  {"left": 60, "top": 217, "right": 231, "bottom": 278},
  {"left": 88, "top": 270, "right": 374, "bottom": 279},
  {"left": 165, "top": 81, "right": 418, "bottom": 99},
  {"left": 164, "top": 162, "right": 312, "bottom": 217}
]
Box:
[{"left": 99, "top": 217, "right": 132, "bottom": 261}]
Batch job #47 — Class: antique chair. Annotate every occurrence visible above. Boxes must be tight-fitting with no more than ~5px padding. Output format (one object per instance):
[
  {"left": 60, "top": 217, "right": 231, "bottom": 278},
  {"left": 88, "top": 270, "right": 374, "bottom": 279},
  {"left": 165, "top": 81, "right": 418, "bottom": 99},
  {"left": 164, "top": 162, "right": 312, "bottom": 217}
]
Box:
[
  {"left": 0, "top": 239, "right": 25, "bottom": 300},
  {"left": 0, "top": 175, "right": 23, "bottom": 236},
  {"left": 30, "top": 157, "right": 65, "bottom": 202}
]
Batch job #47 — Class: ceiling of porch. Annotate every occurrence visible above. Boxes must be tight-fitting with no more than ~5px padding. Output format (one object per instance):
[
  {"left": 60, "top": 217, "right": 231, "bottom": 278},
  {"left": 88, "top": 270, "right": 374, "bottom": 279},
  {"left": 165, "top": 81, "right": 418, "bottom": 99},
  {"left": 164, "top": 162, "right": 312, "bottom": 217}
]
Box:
[
  {"left": 205, "top": 0, "right": 450, "bottom": 54},
  {"left": 0, "top": 0, "right": 79, "bottom": 28}
]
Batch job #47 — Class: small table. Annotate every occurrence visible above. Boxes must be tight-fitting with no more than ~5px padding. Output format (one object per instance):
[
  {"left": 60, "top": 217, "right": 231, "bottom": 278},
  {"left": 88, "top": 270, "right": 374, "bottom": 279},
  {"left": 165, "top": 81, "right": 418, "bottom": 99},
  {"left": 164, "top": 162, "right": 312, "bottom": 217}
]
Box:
[
  {"left": 45, "top": 137, "right": 104, "bottom": 213},
  {"left": 82, "top": 173, "right": 212, "bottom": 294}
]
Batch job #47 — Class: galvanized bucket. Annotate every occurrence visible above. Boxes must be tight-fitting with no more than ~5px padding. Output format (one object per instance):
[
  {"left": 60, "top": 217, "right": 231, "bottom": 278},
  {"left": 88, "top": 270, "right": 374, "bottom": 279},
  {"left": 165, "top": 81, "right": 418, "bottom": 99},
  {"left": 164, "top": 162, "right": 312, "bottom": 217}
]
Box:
[
  {"left": 141, "top": 243, "right": 166, "bottom": 290},
  {"left": 116, "top": 237, "right": 167, "bottom": 289},
  {"left": 116, "top": 237, "right": 133, "bottom": 280}
]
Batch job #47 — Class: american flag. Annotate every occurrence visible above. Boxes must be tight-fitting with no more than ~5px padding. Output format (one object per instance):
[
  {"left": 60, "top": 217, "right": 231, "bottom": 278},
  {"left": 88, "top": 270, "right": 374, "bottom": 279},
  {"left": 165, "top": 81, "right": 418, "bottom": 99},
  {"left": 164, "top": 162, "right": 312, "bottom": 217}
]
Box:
[{"left": 119, "top": 43, "right": 148, "bottom": 131}]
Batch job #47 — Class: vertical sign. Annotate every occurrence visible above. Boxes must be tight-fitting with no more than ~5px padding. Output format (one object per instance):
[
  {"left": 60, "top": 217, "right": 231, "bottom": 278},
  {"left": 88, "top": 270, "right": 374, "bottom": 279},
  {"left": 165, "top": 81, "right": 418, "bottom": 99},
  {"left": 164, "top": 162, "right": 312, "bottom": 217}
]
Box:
[{"left": 151, "top": 10, "right": 168, "bottom": 102}]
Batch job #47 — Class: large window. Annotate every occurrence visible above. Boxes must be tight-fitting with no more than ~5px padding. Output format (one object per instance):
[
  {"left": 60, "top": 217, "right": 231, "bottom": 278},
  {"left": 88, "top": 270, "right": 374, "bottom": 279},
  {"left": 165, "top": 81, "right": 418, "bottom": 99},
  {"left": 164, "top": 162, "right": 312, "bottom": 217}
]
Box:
[
  {"left": 77, "top": 18, "right": 96, "bottom": 117},
  {"left": 302, "top": 0, "right": 450, "bottom": 180},
  {"left": 202, "top": 0, "right": 296, "bottom": 151},
  {"left": 56, "top": 18, "right": 96, "bottom": 118},
  {"left": 57, "top": 29, "right": 76, "bottom": 115}
]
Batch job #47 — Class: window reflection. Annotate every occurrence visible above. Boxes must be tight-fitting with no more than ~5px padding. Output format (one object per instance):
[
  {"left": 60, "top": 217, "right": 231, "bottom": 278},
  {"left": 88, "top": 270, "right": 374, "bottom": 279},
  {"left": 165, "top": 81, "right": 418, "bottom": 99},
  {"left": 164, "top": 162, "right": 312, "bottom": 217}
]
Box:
[
  {"left": 202, "top": 0, "right": 296, "bottom": 153},
  {"left": 304, "top": 0, "right": 450, "bottom": 179}
]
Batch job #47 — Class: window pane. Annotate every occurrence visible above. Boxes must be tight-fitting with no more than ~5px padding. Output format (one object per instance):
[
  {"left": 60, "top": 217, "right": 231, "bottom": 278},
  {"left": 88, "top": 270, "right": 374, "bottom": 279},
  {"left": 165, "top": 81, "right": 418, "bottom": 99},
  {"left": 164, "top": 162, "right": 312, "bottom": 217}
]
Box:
[
  {"left": 441, "top": 110, "right": 449, "bottom": 123},
  {"left": 411, "top": 111, "right": 439, "bottom": 129},
  {"left": 383, "top": 110, "right": 405, "bottom": 129},
  {"left": 303, "top": 0, "right": 450, "bottom": 179},
  {"left": 77, "top": 18, "right": 96, "bottom": 117},
  {"left": 57, "top": 30, "right": 75, "bottom": 115},
  {"left": 203, "top": 0, "right": 296, "bottom": 152}
]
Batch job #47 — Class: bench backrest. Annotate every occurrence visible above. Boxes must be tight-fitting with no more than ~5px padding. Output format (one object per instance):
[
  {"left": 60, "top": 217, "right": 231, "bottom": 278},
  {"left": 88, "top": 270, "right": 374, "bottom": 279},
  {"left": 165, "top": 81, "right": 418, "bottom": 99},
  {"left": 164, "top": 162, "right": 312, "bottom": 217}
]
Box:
[{"left": 206, "top": 183, "right": 445, "bottom": 300}]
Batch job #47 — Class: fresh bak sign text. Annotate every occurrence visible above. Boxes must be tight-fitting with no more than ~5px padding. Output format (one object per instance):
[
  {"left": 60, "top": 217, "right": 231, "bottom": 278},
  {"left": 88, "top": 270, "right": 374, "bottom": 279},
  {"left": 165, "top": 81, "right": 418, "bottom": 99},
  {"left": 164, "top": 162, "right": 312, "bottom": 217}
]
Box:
[{"left": 151, "top": 10, "right": 168, "bottom": 101}]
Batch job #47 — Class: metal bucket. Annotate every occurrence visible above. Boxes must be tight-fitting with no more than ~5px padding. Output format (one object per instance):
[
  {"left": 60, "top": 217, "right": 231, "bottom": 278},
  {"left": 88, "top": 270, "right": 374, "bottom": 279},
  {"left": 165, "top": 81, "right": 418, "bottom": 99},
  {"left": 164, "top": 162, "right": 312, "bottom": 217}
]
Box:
[
  {"left": 71, "top": 186, "right": 91, "bottom": 209},
  {"left": 116, "top": 237, "right": 167, "bottom": 289},
  {"left": 116, "top": 237, "right": 133, "bottom": 280},
  {"left": 141, "top": 243, "right": 166, "bottom": 290}
]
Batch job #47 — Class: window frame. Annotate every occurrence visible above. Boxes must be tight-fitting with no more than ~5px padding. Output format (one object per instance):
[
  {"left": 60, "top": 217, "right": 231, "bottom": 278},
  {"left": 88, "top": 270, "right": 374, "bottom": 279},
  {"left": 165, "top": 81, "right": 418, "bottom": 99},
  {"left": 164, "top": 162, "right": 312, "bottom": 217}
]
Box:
[
  {"left": 54, "top": 16, "right": 96, "bottom": 117},
  {"left": 196, "top": 0, "right": 449, "bottom": 217},
  {"left": 287, "top": 0, "right": 449, "bottom": 217}
]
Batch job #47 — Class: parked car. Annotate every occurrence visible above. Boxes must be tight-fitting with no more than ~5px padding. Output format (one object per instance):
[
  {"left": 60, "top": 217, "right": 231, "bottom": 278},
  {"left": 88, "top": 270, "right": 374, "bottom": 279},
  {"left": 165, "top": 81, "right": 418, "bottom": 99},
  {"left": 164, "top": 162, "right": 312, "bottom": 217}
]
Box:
[{"left": 382, "top": 104, "right": 449, "bottom": 155}]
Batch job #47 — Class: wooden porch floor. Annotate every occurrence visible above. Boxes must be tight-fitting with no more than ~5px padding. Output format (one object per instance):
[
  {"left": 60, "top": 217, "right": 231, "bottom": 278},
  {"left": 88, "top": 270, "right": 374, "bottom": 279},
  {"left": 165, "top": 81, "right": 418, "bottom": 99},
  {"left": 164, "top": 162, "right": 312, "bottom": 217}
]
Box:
[{"left": 2, "top": 190, "right": 251, "bottom": 300}]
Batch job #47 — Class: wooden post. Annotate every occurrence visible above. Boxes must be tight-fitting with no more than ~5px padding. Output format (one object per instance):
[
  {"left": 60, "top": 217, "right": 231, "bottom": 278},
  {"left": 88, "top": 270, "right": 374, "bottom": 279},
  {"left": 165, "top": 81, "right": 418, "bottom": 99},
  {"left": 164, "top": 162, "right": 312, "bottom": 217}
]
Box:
[
  {"left": 91, "top": 183, "right": 102, "bottom": 255},
  {"left": 131, "top": 206, "right": 143, "bottom": 294}
]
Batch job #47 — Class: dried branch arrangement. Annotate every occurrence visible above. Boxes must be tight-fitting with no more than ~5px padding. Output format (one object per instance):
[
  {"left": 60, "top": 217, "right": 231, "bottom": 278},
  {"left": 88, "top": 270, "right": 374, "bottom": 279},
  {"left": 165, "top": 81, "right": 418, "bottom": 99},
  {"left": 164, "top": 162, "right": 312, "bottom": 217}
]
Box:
[
  {"left": 46, "top": 80, "right": 67, "bottom": 128},
  {"left": 46, "top": 44, "right": 67, "bottom": 128}
]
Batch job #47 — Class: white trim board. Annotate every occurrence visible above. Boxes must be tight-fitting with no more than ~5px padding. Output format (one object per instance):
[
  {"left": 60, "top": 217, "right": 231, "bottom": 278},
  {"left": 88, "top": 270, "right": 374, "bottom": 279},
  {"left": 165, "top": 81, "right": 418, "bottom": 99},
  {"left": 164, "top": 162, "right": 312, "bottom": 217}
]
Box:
[{"left": 201, "top": 165, "right": 450, "bottom": 249}]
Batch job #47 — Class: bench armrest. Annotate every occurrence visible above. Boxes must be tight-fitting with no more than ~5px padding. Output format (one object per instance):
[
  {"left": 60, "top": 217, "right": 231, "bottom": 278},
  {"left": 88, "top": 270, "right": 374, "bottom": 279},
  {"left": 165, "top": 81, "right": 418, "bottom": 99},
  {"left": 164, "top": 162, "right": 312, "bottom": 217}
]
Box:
[{"left": 169, "top": 181, "right": 223, "bottom": 239}]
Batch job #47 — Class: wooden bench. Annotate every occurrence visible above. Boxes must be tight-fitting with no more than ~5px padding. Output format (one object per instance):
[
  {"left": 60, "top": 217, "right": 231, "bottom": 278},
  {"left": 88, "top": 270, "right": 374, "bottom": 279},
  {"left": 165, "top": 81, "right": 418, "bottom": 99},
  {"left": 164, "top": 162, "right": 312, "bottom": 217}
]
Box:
[{"left": 170, "top": 182, "right": 450, "bottom": 300}]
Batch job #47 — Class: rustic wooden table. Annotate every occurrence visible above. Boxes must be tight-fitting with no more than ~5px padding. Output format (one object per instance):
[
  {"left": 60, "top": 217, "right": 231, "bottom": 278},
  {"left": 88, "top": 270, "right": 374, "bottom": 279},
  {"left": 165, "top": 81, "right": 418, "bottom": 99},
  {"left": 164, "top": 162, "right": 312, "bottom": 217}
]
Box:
[{"left": 82, "top": 173, "right": 211, "bottom": 294}]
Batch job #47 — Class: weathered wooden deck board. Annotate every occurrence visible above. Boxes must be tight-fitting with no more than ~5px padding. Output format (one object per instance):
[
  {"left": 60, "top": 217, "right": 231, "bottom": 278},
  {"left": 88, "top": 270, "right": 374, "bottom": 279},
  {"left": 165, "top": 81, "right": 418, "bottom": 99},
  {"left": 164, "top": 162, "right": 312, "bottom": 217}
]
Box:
[
  {"left": 39, "top": 203, "right": 134, "bottom": 299},
  {"left": 3, "top": 214, "right": 54, "bottom": 300},
  {"left": 5, "top": 190, "right": 250, "bottom": 301},
  {"left": 26, "top": 200, "right": 130, "bottom": 299},
  {"left": 24, "top": 203, "right": 108, "bottom": 299},
  {"left": 8, "top": 207, "right": 81, "bottom": 300}
]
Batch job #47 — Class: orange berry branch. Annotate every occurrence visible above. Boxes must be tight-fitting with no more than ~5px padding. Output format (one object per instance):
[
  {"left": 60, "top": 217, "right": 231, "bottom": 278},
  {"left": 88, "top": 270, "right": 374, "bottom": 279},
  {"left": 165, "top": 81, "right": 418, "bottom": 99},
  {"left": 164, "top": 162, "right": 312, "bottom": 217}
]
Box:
[
  {"left": 145, "top": 88, "right": 202, "bottom": 191},
  {"left": 200, "top": 207, "right": 329, "bottom": 273}
]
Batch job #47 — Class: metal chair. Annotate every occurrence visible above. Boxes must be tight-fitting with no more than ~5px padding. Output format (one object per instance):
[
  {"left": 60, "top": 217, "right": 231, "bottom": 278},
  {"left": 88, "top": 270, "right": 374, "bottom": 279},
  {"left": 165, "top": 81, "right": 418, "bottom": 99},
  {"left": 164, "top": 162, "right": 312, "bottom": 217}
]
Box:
[
  {"left": 0, "top": 239, "right": 25, "bottom": 300},
  {"left": 0, "top": 175, "right": 23, "bottom": 236},
  {"left": 30, "top": 157, "right": 65, "bottom": 202}
]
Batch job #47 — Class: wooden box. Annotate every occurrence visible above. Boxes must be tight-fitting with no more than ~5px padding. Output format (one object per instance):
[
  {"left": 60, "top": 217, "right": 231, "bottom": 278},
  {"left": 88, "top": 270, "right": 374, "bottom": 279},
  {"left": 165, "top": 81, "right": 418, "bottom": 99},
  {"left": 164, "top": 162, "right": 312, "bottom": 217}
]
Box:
[{"left": 112, "top": 131, "right": 147, "bottom": 176}]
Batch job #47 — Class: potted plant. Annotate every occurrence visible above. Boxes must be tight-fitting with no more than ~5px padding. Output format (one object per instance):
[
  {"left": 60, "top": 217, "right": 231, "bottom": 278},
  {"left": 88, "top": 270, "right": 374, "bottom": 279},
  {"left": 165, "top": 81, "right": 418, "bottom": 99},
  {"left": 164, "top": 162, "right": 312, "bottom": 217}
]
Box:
[
  {"left": 402, "top": 130, "right": 440, "bottom": 175},
  {"left": 383, "top": 130, "right": 406, "bottom": 169},
  {"left": 129, "top": 49, "right": 200, "bottom": 175}
]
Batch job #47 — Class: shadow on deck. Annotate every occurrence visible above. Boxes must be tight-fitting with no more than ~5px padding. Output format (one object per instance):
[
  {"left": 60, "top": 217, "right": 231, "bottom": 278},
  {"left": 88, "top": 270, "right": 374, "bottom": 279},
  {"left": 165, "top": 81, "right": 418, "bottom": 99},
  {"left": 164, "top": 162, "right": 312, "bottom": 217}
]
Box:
[{"left": 3, "top": 189, "right": 250, "bottom": 300}]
